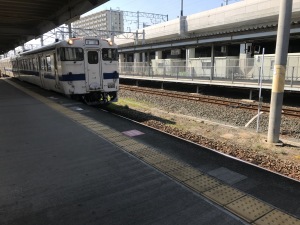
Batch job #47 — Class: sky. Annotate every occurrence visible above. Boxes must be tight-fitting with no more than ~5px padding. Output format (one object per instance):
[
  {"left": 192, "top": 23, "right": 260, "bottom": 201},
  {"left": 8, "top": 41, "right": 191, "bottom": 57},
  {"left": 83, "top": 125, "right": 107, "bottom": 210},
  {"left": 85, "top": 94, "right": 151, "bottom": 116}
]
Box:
[
  {"left": 16, "top": 0, "right": 242, "bottom": 54},
  {"left": 84, "top": 0, "right": 242, "bottom": 21}
]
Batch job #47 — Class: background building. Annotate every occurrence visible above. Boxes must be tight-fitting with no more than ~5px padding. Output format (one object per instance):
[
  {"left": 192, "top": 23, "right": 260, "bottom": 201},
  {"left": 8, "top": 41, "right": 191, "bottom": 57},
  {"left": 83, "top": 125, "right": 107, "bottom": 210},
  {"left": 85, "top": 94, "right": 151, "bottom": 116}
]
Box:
[{"left": 72, "top": 10, "right": 124, "bottom": 38}]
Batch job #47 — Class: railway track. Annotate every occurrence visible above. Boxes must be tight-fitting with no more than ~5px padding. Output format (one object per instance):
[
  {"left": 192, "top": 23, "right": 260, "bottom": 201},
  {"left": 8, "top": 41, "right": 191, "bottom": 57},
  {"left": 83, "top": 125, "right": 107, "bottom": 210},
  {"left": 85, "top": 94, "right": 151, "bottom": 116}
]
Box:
[{"left": 120, "top": 85, "right": 300, "bottom": 118}]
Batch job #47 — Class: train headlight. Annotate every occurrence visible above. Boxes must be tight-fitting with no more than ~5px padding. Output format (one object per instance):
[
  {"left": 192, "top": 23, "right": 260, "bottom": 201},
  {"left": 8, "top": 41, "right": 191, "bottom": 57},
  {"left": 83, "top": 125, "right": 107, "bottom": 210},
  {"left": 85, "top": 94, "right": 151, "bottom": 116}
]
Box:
[
  {"left": 67, "top": 39, "right": 74, "bottom": 45},
  {"left": 108, "top": 41, "right": 113, "bottom": 46}
]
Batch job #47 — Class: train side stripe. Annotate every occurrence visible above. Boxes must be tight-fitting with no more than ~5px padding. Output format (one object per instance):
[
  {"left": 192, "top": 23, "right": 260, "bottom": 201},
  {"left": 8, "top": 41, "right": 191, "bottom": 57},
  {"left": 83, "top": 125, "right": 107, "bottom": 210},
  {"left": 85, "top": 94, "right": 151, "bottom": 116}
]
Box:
[
  {"left": 60, "top": 73, "right": 85, "bottom": 81},
  {"left": 103, "top": 72, "right": 119, "bottom": 79}
]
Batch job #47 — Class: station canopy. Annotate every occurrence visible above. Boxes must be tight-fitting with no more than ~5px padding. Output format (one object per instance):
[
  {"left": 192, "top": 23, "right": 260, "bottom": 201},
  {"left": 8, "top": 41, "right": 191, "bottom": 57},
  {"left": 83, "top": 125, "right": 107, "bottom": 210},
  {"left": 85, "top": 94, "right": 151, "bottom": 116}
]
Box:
[{"left": 0, "top": 0, "right": 108, "bottom": 54}]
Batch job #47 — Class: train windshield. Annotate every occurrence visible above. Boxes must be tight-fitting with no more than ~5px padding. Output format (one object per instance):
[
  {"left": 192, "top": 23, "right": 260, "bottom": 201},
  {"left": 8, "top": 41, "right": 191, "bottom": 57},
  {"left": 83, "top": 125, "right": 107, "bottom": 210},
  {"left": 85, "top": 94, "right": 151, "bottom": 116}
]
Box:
[
  {"left": 102, "top": 48, "right": 118, "bottom": 61},
  {"left": 59, "top": 47, "right": 84, "bottom": 61}
]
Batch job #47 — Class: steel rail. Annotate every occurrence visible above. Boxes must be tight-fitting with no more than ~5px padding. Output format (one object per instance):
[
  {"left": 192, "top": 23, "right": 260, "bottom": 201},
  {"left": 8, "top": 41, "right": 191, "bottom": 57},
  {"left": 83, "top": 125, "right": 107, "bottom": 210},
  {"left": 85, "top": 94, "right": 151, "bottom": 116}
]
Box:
[{"left": 120, "top": 85, "right": 300, "bottom": 118}]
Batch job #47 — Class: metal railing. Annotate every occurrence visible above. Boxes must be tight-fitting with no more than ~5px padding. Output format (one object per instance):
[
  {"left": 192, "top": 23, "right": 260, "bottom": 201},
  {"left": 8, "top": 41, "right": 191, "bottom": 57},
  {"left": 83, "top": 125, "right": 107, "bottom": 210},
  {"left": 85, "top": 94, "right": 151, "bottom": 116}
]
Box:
[{"left": 119, "top": 58, "right": 300, "bottom": 87}]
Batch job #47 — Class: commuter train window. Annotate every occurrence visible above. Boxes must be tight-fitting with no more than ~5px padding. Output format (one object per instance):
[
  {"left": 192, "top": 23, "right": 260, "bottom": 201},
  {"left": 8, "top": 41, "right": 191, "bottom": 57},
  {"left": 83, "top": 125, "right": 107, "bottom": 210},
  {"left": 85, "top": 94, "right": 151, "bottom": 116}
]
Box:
[
  {"left": 42, "top": 59, "right": 46, "bottom": 71},
  {"left": 102, "top": 48, "right": 118, "bottom": 61},
  {"left": 60, "top": 47, "right": 84, "bottom": 61},
  {"left": 88, "top": 51, "right": 98, "bottom": 64},
  {"left": 32, "top": 58, "right": 37, "bottom": 71},
  {"left": 46, "top": 56, "right": 51, "bottom": 71}
]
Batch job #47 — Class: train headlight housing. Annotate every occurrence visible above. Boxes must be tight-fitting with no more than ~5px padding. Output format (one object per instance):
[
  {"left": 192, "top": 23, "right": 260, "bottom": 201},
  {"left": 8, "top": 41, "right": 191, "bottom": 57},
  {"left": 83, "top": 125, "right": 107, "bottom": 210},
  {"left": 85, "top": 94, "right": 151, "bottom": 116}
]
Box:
[{"left": 67, "top": 39, "right": 74, "bottom": 45}]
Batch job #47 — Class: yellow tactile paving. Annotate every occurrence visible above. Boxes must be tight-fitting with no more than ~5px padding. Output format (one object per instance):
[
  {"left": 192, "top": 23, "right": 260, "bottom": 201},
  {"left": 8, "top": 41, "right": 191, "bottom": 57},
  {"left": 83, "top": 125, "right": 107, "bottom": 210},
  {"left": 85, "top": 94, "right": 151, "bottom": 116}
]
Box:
[
  {"left": 109, "top": 135, "right": 131, "bottom": 143},
  {"left": 252, "top": 209, "right": 300, "bottom": 225},
  {"left": 203, "top": 184, "right": 245, "bottom": 206},
  {"left": 153, "top": 159, "right": 186, "bottom": 173},
  {"left": 184, "top": 174, "right": 221, "bottom": 193},
  {"left": 225, "top": 196, "right": 274, "bottom": 223},
  {"left": 113, "top": 139, "right": 141, "bottom": 148},
  {"left": 101, "top": 131, "right": 124, "bottom": 139},
  {"left": 132, "top": 147, "right": 159, "bottom": 158},
  {"left": 122, "top": 143, "right": 149, "bottom": 152},
  {"left": 140, "top": 152, "right": 170, "bottom": 164},
  {"left": 167, "top": 166, "right": 203, "bottom": 182},
  {"left": 90, "top": 127, "right": 111, "bottom": 133}
]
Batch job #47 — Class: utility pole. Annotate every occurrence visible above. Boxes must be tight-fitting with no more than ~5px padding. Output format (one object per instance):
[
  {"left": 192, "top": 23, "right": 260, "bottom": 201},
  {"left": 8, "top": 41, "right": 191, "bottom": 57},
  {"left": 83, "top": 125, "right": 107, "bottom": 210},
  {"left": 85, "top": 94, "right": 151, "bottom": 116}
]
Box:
[{"left": 267, "top": 0, "right": 293, "bottom": 143}]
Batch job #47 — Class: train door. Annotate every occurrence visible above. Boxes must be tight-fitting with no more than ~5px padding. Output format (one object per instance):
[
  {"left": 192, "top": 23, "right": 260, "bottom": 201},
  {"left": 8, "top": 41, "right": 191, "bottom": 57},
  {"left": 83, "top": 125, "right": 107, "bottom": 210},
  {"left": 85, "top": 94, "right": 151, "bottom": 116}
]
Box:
[
  {"left": 84, "top": 50, "right": 102, "bottom": 91},
  {"left": 53, "top": 53, "right": 60, "bottom": 89},
  {"left": 38, "top": 56, "right": 45, "bottom": 88}
]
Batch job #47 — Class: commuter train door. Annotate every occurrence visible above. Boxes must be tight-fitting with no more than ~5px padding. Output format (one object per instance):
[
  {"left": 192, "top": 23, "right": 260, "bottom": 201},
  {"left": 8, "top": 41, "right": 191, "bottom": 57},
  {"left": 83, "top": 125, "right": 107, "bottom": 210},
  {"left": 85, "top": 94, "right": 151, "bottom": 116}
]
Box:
[{"left": 85, "top": 50, "right": 102, "bottom": 91}]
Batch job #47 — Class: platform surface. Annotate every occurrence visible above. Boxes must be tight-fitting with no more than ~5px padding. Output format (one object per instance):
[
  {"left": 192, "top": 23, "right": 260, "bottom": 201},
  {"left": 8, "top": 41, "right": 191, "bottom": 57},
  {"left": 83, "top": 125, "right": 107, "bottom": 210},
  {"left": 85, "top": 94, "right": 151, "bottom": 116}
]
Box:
[{"left": 0, "top": 78, "right": 299, "bottom": 225}]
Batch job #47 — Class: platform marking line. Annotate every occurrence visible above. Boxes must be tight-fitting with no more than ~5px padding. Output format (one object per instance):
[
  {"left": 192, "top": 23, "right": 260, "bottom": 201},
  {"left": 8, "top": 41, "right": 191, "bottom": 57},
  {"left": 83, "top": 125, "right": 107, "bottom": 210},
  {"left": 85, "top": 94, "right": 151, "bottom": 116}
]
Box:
[
  {"left": 252, "top": 209, "right": 300, "bottom": 225},
  {"left": 225, "top": 195, "right": 274, "bottom": 223},
  {"left": 203, "top": 184, "right": 246, "bottom": 206},
  {"left": 5, "top": 79, "right": 300, "bottom": 224}
]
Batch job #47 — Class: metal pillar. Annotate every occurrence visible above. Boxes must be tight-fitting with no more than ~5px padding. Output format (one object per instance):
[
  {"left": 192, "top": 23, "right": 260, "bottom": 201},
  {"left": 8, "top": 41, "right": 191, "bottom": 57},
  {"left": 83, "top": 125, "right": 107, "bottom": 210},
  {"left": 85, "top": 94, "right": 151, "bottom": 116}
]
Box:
[
  {"left": 68, "top": 23, "right": 72, "bottom": 38},
  {"left": 40, "top": 35, "right": 44, "bottom": 46},
  {"left": 267, "top": 0, "right": 293, "bottom": 143},
  {"left": 181, "top": 0, "right": 183, "bottom": 16},
  {"left": 249, "top": 89, "right": 253, "bottom": 100},
  {"left": 210, "top": 44, "right": 215, "bottom": 81}
]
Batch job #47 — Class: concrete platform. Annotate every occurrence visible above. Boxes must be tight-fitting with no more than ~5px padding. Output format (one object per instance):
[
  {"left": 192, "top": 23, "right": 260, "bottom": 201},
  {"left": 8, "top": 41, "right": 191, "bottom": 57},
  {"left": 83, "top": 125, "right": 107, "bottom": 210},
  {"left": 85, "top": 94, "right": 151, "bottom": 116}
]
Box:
[{"left": 0, "top": 77, "right": 300, "bottom": 225}]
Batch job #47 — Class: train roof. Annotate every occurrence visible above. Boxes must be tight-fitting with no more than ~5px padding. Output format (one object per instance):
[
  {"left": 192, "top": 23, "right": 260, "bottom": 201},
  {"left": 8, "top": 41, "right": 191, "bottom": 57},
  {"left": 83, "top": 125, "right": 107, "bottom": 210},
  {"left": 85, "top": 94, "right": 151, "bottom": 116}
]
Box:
[{"left": 20, "top": 41, "right": 63, "bottom": 56}]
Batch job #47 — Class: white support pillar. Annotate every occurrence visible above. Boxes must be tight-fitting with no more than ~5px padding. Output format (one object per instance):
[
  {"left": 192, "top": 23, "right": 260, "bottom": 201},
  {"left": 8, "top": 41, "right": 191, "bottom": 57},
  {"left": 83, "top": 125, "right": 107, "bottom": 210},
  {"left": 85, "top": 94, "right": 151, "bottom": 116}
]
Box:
[
  {"left": 119, "top": 53, "right": 124, "bottom": 73},
  {"left": 186, "top": 48, "right": 195, "bottom": 75},
  {"left": 186, "top": 48, "right": 195, "bottom": 61},
  {"left": 134, "top": 53, "right": 140, "bottom": 75},
  {"left": 211, "top": 44, "right": 215, "bottom": 81},
  {"left": 155, "top": 51, "right": 162, "bottom": 60},
  {"left": 142, "top": 52, "right": 146, "bottom": 63},
  {"left": 134, "top": 53, "right": 140, "bottom": 63}
]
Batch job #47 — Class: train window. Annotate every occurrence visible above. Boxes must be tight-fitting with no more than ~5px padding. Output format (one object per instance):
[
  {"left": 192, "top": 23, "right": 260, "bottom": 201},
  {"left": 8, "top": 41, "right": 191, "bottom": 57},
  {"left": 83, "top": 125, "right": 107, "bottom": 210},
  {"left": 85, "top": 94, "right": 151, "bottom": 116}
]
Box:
[
  {"left": 88, "top": 51, "right": 98, "bottom": 64},
  {"left": 32, "top": 58, "right": 37, "bottom": 71},
  {"left": 42, "top": 59, "right": 46, "bottom": 71},
  {"left": 46, "top": 56, "right": 51, "bottom": 71},
  {"left": 60, "top": 47, "right": 84, "bottom": 61},
  {"left": 102, "top": 48, "right": 118, "bottom": 61}
]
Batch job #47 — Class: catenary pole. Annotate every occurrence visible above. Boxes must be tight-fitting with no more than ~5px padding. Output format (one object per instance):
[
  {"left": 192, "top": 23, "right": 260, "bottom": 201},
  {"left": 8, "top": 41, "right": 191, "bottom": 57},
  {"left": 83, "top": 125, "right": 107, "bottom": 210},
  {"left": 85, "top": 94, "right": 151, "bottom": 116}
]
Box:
[
  {"left": 267, "top": 0, "right": 293, "bottom": 143},
  {"left": 181, "top": 0, "right": 183, "bottom": 16}
]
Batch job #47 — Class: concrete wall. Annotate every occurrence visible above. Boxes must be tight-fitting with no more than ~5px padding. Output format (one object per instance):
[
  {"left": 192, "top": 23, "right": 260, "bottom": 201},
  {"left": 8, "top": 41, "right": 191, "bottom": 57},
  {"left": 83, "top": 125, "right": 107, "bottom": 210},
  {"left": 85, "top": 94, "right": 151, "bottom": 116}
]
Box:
[{"left": 186, "top": 0, "right": 300, "bottom": 34}]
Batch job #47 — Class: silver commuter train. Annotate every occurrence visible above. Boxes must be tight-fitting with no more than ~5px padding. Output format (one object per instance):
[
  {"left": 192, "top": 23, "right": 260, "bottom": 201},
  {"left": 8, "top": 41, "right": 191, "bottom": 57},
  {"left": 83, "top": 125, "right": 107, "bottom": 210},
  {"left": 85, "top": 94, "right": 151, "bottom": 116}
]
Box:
[{"left": 0, "top": 37, "right": 119, "bottom": 104}]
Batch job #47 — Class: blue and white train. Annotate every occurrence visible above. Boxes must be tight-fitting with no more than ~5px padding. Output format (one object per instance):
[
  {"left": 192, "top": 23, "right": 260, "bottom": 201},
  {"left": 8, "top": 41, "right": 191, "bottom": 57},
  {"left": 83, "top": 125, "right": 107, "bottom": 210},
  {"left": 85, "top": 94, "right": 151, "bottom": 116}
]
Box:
[{"left": 0, "top": 37, "right": 119, "bottom": 104}]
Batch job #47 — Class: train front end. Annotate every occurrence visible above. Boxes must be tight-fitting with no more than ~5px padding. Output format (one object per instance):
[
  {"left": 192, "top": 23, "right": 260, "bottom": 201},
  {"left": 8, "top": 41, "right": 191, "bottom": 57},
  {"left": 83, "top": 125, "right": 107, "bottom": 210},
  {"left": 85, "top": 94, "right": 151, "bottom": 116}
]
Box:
[{"left": 82, "top": 37, "right": 119, "bottom": 105}]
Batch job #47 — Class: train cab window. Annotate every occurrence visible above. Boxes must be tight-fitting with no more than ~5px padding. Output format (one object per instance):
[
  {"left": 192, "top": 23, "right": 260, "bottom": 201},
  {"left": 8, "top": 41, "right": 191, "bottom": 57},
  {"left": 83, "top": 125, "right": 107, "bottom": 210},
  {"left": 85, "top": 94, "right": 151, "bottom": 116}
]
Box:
[
  {"left": 46, "top": 56, "right": 51, "bottom": 71},
  {"left": 60, "top": 47, "right": 84, "bottom": 61},
  {"left": 102, "top": 48, "right": 118, "bottom": 61},
  {"left": 88, "top": 51, "right": 98, "bottom": 64}
]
